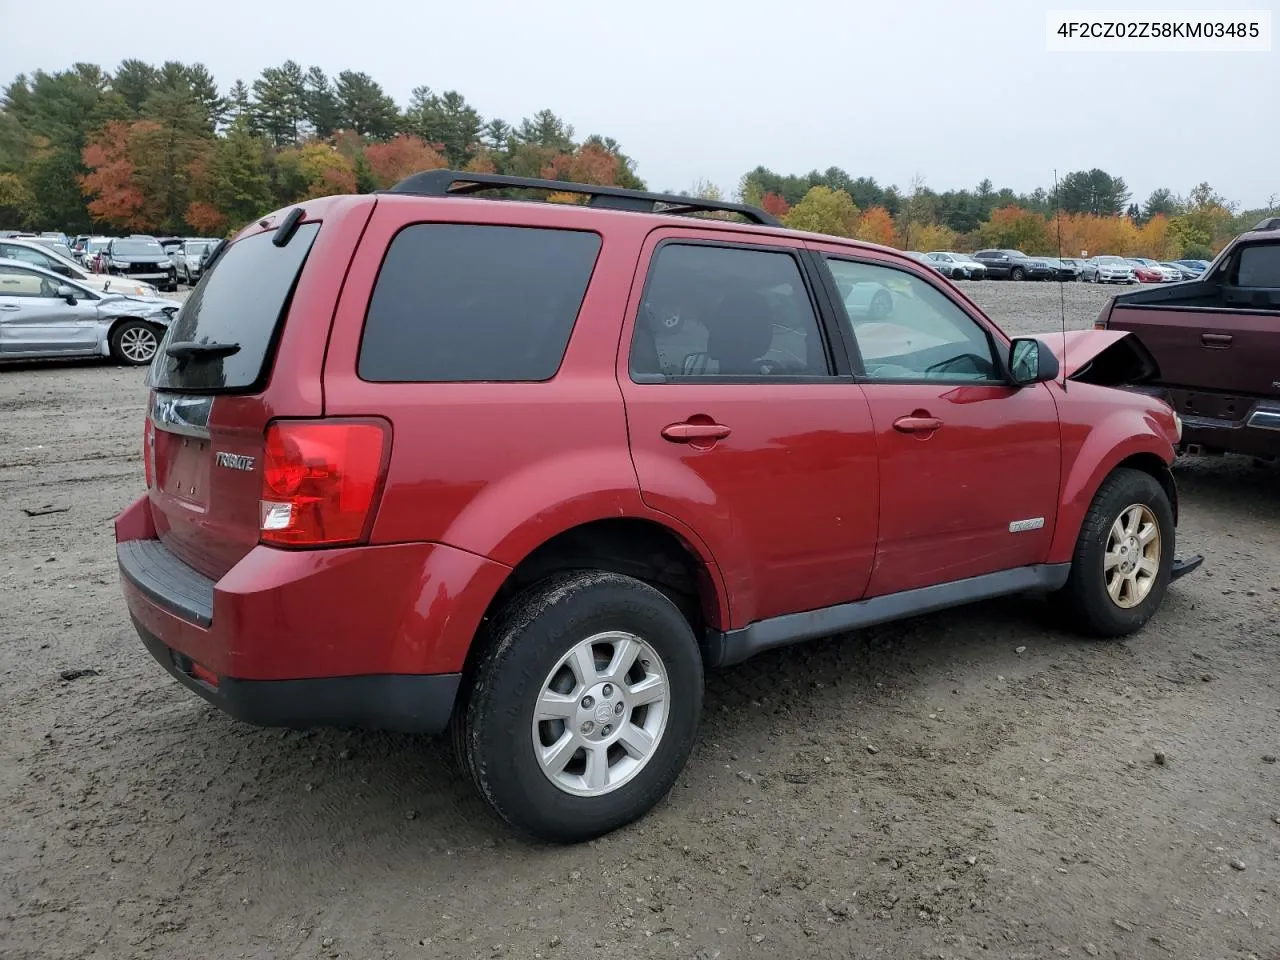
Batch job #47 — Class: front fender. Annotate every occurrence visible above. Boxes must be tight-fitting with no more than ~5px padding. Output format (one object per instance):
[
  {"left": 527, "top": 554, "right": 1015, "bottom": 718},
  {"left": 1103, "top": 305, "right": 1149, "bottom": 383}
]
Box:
[{"left": 1047, "top": 402, "right": 1176, "bottom": 564}]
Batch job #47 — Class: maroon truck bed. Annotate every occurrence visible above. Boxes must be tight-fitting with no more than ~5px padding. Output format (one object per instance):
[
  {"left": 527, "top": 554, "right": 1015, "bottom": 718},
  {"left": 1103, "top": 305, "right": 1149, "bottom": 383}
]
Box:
[{"left": 1096, "top": 222, "right": 1280, "bottom": 459}]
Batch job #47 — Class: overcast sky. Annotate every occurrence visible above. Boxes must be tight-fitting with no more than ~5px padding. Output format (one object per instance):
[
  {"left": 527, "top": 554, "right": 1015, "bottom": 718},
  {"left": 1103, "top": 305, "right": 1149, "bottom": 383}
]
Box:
[{"left": 1, "top": 0, "right": 1275, "bottom": 208}]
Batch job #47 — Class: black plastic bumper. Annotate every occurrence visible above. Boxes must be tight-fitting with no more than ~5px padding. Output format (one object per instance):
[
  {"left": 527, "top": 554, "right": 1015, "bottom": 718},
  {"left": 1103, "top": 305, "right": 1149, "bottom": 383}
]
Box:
[{"left": 131, "top": 616, "right": 461, "bottom": 735}]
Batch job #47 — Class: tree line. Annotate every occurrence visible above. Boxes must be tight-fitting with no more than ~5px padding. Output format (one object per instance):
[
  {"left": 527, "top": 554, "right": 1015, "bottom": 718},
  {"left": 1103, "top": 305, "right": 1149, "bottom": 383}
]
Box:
[
  {"left": 0, "top": 61, "right": 1274, "bottom": 259},
  {"left": 738, "top": 168, "right": 1276, "bottom": 260}
]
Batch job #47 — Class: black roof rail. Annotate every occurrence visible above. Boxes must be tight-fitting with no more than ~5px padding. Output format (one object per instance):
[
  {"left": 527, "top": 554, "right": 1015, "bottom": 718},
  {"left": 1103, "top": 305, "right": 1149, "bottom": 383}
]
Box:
[
  {"left": 383, "top": 169, "right": 781, "bottom": 226},
  {"left": 1253, "top": 216, "right": 1280, "bottom": 231}
]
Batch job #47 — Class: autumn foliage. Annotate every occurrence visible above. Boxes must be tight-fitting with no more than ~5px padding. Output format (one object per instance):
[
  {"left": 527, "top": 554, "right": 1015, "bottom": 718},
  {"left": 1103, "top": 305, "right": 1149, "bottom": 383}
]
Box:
[
  {"left": 855, "top": 207, "right": 898, "bottom": 246},
  {"left": 80, "top": 122, "right": 147, "bottom": 230},
  {"left": 363, "top": 135, "right": 447, "bottom": 189}
]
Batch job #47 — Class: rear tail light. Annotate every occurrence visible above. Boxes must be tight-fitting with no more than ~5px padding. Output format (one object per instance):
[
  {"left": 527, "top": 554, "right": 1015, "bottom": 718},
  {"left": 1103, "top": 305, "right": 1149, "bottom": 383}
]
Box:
[
  {"left": 143, "top": 416, "right": 155, "bottom": 488},
  {"left": 259, "top": 419, "right": 391, "bottom": 547}
]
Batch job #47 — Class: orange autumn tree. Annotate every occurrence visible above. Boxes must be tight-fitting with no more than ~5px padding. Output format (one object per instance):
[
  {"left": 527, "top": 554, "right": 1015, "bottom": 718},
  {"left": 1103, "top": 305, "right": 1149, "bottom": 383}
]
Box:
[
  {"left": 977, "top": 205, "right": 1051, "bottom": 253},
  {"left": 760, "top": 192, "right": 790, "bottom": 218},
  {"left": 1051, "top": 213, "right": 1139, "bottom": 258},
  {"left": 541, "top": 141, "right": 620, "bottom": 185},
  {"left": 1134, "top": 214, "right": 1179, "bottom": 259},
  {"left": 363, "top": 134, "right": 447, "bottom": 189},
  {"left": 80, "top": 121, "right": 149, "bottom": 229},
  {"left": 856, "top": 206, "right": 898, "bottom": 246}
]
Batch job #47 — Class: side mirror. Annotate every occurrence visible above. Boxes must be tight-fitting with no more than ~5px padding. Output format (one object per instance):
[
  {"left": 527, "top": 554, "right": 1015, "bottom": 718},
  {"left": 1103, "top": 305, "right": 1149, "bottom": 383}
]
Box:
[
  {"left": 53, "top": 263, "right": 72, "bottom": 276},
  {"left": 1009, "top": 337, "right": 1060, "bottom": 385},
  {"left": 56, "top": 285, "right": 78, "bottom": 304}
]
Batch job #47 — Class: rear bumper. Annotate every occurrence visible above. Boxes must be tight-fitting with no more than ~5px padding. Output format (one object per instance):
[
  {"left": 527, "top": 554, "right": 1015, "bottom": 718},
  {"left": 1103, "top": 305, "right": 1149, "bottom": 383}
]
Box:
[
  {"left": 1152, "top": 389, "right": 1280, "bottom": 459},
  {"left": 115, "top": 494, "right": 511, "bottom": 733},
  {"left": 132, "top": 615, "right": 461, "bottom": 733}
]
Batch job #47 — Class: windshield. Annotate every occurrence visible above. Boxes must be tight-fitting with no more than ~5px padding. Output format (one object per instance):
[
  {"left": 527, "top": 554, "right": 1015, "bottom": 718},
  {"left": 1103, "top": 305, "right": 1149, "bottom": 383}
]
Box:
[
  {"left": 184, "top": 241, "right": 212, "bottom": 255},
  {"left": 113, "top": 240, "right": 164, "bottom": 257},
  {"left": 1097, "top": 256, "right": 1125, "bottom": 263}
]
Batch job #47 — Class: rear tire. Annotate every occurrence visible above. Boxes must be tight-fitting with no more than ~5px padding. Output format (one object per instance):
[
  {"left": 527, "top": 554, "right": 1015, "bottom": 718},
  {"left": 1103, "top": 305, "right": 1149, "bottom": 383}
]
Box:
[
  {"left": 455, "top": 571, "right": 704, "bottom": 843},
  {"left": 109, "top": 320, "right": 161, "bottom": 366},
  {"left": 1055, "top": 468, "right": 1175, "bottom": 638}
]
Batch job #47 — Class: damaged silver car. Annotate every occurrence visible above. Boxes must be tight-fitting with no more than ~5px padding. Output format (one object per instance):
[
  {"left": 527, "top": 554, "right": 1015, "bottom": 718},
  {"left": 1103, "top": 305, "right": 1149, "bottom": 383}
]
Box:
[{"left": 0, "top": 258, "right": 179, "bottom": 366}]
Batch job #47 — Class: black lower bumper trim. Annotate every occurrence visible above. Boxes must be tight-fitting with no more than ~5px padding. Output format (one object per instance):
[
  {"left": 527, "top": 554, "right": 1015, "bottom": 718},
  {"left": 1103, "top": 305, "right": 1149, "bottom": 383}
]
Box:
[
  {"left": 1170, "top": 554, "right": 1205, "bottom": 581},
  {"left": 132, "top": 617, "right": 460, "bottom": 734}
]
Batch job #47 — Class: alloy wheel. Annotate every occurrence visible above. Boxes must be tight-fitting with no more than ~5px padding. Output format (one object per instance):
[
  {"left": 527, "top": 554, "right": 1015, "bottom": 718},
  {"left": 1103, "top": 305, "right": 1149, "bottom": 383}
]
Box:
[
  {"left": 1104, "top": 503, "right": 1161, "bottom": 608},
  {"left": 532, "top": 631, "right": 670, "bottom": 798}
]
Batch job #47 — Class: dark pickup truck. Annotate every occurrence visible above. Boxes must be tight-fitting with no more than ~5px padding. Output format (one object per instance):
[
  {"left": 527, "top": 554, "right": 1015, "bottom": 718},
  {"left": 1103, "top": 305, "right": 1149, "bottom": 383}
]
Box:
[{"left": 1096, "top": 217, "right": 1280, "bottom": 460}]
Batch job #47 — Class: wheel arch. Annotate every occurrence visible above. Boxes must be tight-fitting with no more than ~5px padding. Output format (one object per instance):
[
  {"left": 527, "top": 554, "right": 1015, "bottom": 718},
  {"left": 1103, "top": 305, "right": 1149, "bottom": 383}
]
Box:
[
  {"left": 460, "top": 516, "right": 729, "bottom": 683},
  {"left": 1048, "top": 424, "right": 1177, "bottom": 564}
]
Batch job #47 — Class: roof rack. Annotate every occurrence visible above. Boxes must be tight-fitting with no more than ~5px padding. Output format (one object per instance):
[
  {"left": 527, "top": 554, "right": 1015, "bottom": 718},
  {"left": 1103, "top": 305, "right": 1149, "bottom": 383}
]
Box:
[
  {"left": 384, "top": 169, "right": 780, "bottom": 226},
  {"left": 1253, "top": 216, "right": 1280, "bottom": 231}
]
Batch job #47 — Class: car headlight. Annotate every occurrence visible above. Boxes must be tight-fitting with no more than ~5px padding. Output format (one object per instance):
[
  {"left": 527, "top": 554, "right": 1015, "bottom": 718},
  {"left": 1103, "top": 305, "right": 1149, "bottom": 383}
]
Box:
[{"left": 1172, "top": 410, "right": 1182, "bottom": 442}]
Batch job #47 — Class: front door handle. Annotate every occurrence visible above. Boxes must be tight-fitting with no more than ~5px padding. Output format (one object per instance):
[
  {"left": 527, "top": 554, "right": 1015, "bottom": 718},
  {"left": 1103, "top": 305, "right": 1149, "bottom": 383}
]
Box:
[
  {"left": 0, "top": 304, "right": 20, "bottom": 311},
  {"left": 1201, "top": 333, "right": 1232, "bottom": 348},
  {"left": 661, "top": 421, "right": 732, "bottom": 443},
  {"left": 893, "top": 415, "right": 943, "bottom": 434}
]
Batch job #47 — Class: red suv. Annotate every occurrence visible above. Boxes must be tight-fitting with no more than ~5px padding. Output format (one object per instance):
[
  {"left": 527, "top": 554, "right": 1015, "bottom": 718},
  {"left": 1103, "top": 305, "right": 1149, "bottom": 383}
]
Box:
[{"left": 116, "top": 171, "right": 1201, "bottom": 842}]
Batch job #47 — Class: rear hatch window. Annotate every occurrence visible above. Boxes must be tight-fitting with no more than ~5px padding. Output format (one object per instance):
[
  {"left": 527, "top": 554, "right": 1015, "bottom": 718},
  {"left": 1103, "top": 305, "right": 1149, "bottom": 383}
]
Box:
[{"left": 149, "top": 222, "right": 320, "bottom": 393}]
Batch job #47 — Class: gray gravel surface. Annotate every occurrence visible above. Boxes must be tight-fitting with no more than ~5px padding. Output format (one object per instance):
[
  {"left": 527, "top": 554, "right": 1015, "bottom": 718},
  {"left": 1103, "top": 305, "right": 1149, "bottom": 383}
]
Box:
[{"left": 2, "top": 280, "right": 1278, "bottom": 960}]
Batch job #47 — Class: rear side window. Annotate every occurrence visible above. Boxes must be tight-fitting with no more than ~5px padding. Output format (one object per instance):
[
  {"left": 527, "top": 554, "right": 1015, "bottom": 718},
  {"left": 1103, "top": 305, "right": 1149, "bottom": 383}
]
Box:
[
  {"left": 149, "top": 223, "right": 320, "bottom": 393},
  {"left": 1236, "top": 244, "right": 1280, "bottom": 287},
  {"left": 358, "top": 224, "right": 601, "bottom": 382},
  {"left": 629, "top": 243, "right": 831, "bottom": 380}
]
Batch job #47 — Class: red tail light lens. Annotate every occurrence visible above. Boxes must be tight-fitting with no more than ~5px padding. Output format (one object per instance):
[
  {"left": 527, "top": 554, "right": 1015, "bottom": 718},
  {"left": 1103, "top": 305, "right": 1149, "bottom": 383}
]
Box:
[
  {"left": 259, "top": 419, "right": 391, "bottom": 547},
  {"left": 143, "top": 416, "right": 155, "bottom": 488}
]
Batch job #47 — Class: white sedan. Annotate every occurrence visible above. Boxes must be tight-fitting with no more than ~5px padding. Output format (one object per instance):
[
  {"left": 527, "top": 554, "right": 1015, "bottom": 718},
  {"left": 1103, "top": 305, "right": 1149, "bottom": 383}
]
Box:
[{"left": 0, "top": 237, "right": 160, "bottom": 297}]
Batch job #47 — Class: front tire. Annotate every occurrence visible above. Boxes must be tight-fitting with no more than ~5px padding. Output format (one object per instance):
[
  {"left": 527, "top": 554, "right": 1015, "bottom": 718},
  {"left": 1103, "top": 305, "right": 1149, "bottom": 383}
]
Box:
[
  {"left": 109, "top": 320, "right": 161, "bottom": 366},
  {"left": 1056, "top": 468, "right": 1175, "bottom": 637},
  {"left": 455, "top": 571, "right": 704, "bottom": 843}
]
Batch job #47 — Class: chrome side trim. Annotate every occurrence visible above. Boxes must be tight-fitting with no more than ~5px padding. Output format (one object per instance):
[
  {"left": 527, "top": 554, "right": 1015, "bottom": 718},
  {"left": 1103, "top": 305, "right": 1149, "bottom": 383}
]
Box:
[{"left": 1246, "top": 408, "right": 1280, "bottom": 432}]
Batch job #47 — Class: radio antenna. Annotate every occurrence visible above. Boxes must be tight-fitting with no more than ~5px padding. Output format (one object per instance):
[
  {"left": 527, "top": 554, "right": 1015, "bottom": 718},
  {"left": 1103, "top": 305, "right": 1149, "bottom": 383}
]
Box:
[{"left": 1053, "top": 168, "right": 1067, "bottom": 393}]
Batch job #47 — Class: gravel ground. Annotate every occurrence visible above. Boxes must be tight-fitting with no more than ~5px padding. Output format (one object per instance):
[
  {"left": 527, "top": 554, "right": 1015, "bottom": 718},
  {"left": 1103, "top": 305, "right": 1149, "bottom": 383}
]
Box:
[{"left": 2, "top": 280, "right": 1278, "bottom": 960}]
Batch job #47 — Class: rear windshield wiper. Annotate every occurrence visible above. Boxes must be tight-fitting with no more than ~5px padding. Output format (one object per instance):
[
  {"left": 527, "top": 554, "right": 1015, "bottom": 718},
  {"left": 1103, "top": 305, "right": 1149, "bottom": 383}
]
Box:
[{"left": 165, "top": 340, "right": 241, "bottom": 367}]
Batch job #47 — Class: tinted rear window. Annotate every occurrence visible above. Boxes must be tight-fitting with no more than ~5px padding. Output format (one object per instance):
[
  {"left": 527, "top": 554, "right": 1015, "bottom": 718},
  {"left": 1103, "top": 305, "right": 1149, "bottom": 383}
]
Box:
[
  {"left": 1237, "top": 244, "right": 1280, "bottom": 287},
  {"left": 149, "top": 222, "right": 319, "bottom": 393},
  {"left": 358, "top": 224, "right": 601, "bottom": 382}
]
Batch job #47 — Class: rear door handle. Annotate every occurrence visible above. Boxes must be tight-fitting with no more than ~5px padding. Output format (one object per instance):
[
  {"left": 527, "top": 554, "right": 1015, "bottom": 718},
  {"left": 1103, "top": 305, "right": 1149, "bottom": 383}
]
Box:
[
  {"left": 661, "top": 421, "right": 732, "bottom": 443},
  {"left": 0, "top": 304, "right": 20, "bottom": 311},
  {"left": 893, "top": 415, "right": 943, "bottom": 434},
  {"left": 1201, "top": 333, "right": 1232, "bottom": 348}
]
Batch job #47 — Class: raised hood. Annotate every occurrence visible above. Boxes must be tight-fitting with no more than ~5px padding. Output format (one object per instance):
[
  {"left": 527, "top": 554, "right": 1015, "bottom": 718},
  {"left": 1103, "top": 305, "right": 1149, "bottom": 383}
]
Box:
[{"left": 1033, "top": 329, "right": 1160, "bottom": 385}]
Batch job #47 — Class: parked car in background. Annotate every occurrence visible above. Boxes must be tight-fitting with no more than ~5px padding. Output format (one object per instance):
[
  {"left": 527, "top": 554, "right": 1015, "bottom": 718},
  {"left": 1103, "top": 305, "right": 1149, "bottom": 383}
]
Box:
[
  {"left": 114, "top": 170, "right": 1198, "bottom": 843},
  {"left": 1125, "top": 259, "right": 1166, "bottom": 284},
  {"left": 972, "top": 249, "right": 1054, "bottom": 280},
  {"left": 102, "top": 237, "right": 178, "bottom": 291},
  {"left": 170, "top": 238, "right": 218, "bottom": 286},
  {"left": 1097, "top": 217, "right": 1280, "bottom": 461},
  {"left": 1158, "top": 262, "right": 1194, "bottom": 280},
  {"left": 1059, "top": 257, "right": 1086, "bottom": 277},
  {"left": 1129, "top": 258, "right": 1181, "bottom": 282},
  {"left": 904, "top": 251, "right": 946, "bottom": 274},
  {"left": 0, "top": 237, "right": 159, "bottom": 297},
  {"left": 0, "top": 258, "right": 178, "bottom": 364},
  {"left": 1173, "top": 259, "right": 1210, "bottom": 278},
  {"left": 83, "top": 237, "right": 110, "bottom": 272},
  {"left": 70, "top": 235, "right": 92, "bottom": 263},
  {"left": 1039, "top": 257, "right": 1081, "bottom": 281},
  {"left": 925, "top": 251, "right": 987, "bottom": 279},
  {"left": 1081, "top": 256, "right": 1137, "bottom": 284}
]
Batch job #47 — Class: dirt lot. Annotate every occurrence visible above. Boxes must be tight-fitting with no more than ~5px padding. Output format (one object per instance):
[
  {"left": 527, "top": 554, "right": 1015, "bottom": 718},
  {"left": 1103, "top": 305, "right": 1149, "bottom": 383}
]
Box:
[{"left": 1, "top": 280, "right": 1277, "bottom": 960}]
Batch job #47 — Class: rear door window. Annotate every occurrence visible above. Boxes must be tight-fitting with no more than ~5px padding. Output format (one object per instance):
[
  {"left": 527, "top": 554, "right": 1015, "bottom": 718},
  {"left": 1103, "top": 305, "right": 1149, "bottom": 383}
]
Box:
[
  {"left": 358, "top": 224, "right": 601, "bottom": 382},
  {"left": 148, "top": 223, "right": 320, "bottom": 393},
  {"left": 1236, "top": 244, "right": 1280, "bottom": 287}
]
